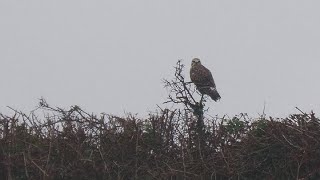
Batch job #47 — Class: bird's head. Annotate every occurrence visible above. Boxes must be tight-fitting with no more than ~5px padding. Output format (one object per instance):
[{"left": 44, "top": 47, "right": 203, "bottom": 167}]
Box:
[{"left": 191, "top": 58, "right": 201, "bottom": 66}]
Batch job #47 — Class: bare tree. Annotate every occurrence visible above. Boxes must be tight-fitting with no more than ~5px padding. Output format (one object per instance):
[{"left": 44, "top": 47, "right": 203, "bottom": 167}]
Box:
[{"left": 163, "top": 60, "right": 208, "bottom": 149}]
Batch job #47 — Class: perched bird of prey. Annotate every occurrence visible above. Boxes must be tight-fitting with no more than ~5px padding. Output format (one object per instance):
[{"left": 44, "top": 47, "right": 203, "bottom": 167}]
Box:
[{"left": 190, "top": 58, "right": 221, "bottom": 101}]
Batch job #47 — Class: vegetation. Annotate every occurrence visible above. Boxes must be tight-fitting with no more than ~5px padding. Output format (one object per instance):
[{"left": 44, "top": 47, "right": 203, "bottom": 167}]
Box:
[{"left": 0, "top": 61, "right": 319, "bottom": 179}]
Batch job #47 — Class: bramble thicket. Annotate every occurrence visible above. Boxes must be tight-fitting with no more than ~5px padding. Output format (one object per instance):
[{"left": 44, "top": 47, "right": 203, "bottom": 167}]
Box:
[{"left": 0, "top": 62, "right": 319, "bottom": 179}]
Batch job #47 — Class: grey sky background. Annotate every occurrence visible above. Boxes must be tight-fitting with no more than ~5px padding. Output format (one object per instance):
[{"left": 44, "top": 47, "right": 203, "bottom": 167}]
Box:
[{"left": 1, "top": 1, "right": 320, "bottom": 118}]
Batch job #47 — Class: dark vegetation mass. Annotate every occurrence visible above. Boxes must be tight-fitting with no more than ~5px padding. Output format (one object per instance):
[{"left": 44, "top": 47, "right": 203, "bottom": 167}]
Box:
[{"left": 1, "top": 61, "right": 320, "bottom": 180}]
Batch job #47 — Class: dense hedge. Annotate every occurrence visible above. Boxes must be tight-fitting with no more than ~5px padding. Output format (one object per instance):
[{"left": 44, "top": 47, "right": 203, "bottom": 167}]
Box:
[{"left": 0, "top": 101, "right": 319, "bottom": 179}]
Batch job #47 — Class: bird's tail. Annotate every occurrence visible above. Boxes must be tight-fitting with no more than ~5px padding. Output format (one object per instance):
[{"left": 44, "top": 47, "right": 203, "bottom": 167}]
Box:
[{"left": 209, "top": 88, "right": 221, "bottom": 101}]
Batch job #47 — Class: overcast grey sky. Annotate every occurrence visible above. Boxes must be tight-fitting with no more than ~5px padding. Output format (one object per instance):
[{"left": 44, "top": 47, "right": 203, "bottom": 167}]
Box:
[{"left": 1, "top": 1, "right": 320, "bottom": 117}]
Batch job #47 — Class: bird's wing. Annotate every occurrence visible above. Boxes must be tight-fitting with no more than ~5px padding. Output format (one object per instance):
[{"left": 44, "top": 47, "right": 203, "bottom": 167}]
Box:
[{"left": 201, "top": 65, "right": 216, "bottom": 88}]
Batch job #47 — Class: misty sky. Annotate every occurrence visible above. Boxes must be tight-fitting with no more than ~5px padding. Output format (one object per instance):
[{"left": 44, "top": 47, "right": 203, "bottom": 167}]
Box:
[{"left": 1, "top": 1, "right": 320, "bottom": 118}]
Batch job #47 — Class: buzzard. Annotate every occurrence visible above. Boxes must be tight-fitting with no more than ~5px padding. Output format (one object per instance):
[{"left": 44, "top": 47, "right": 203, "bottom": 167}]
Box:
[{"left": 190, "top": 58, "right": 221, "bottom": 101}]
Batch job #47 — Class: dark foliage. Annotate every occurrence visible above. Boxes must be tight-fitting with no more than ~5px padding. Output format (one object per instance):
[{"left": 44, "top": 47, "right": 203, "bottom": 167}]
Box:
[
  {"left": 0, "top": 101, "right": 319, "bottom": 179},
  {"left": 1, "top": 61, "right": 319, "bottom": 179}
]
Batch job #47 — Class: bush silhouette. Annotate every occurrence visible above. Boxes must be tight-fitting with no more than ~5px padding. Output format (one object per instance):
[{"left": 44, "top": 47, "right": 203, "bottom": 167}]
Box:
[{"left": 0, "top": 61, "right": 319, "bottom": 179}]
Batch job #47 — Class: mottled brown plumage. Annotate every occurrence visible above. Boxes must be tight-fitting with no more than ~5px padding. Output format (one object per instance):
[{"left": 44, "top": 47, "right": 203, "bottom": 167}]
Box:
[{"left": 190, "top": 58, "right": 221, "bottom": 101}]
